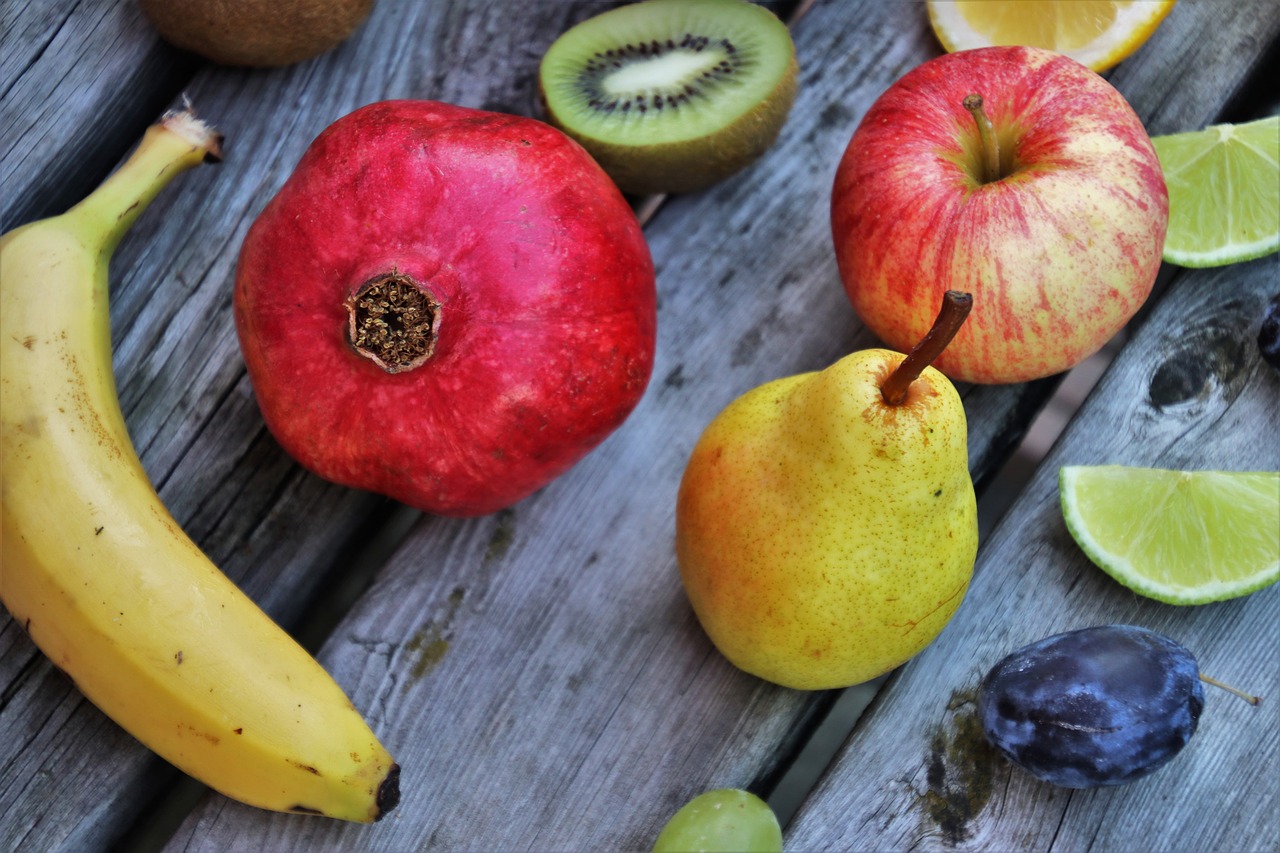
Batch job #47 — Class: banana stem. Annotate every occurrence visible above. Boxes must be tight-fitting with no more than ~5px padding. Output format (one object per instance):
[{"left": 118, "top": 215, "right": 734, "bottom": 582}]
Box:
[
  {"left": 66, "top": 108, "right": 222, "bottom": 255},
  {"left": 880, "top": 291, "right": 973, "bottom": 406},
  {"left": 963, "top": 94, "right": 1000, "bottom": 184}
]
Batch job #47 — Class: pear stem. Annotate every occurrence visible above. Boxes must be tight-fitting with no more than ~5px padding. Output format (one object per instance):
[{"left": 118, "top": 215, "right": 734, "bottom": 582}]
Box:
[
  {"left": 880, "top": 291, "right": 973, "bottom": 406},
  {"left": 1200, "top": 673, "right": 1262, "bottom": 706},
  {"left": 963, "top": 93, "right": 1000, "bottom": 184}
]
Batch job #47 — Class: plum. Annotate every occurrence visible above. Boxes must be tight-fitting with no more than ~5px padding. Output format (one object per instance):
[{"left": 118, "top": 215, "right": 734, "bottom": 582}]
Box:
[{"left": 977, "top": 625, "right": 1204, "bottom": 788}]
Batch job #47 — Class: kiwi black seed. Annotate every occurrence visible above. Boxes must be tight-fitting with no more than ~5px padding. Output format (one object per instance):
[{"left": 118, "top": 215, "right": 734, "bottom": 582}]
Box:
[{"left": 539, "top": 0, "right": 798, "bottom": 196}]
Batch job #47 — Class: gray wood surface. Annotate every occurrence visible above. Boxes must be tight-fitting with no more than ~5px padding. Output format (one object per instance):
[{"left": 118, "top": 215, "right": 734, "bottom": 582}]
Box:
[
  {"left": 785, "top": 241, "right": 1280, "bottom": 853},
  {"left": 0, "top": 1, "right": 393, "bottom": 844},
  {"left": 0, "top": 0, "right": 199, "bottom": 231},
  {"left": 162, "top": 1, "right": 1278, "bottom": 852},
  {"left": 784, "top": 0, "right": 1280, "bottom": 846},
  {"left": 1, "top": 0, "right": 1276, "bottom": 851}
]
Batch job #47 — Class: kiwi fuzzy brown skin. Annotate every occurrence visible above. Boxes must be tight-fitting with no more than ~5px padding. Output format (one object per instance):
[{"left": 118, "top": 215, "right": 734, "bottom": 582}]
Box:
[
  {"left": 541, "top": 56, "right": 798, "bottom": 196},
  {"left": 539, "top": 0, "right": 799, "bottom": 196},
  {"left": 138, "top": 0, "right": 376, "bottom": 67}
]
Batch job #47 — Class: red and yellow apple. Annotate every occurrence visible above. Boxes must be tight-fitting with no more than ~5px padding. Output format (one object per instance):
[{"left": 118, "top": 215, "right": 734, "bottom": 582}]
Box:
[{"left": 831, "top": 46, "right": 1168, "bottom": 384}]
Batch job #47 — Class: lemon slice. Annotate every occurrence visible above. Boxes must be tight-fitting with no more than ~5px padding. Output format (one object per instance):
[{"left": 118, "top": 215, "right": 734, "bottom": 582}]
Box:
[
  {"left": 1152, "top": 116, "right": 1280, "bottom": 268},
  {"left": 1060, "top": 466, "right": 1280, "bottom": 605},
  {"left": 926, "top": 1, "right": 1174, "bottom": 72}
]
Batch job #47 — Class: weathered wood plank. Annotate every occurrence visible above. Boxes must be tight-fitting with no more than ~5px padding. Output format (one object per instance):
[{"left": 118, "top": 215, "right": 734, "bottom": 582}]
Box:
[
  {"left": 0, "top": 1, "right": 608, "bottom": 849},
  {"left": 159, "top": 1, "right": 1069, "bottom": 850},
  {"left": 786, "top": 250, "right": 1280, "bottom": 853},
  {"left": 6, "top": 0, "right": 1268, "bottom": 851},
  {"left": 0, "top": 0, "right": 199, "bottom": 231},
  {"left": 784, "top": 1, "right": 1280, "bottom": 845},
  {"left": 8, "top": 1, "right": 823, "bottom": 849}
]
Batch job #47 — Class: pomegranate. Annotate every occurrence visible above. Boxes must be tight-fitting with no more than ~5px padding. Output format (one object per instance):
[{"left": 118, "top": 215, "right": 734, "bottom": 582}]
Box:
[{"left": 235, "top": 100, "right": 656, "bottom": 516}]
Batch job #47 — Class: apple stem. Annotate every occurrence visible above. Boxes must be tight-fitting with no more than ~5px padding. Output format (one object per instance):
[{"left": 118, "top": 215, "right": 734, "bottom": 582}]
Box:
[
  {"left": 880, "top": 291, "right": 973, "bottom": 406},
  {"left": 963, "top": 94, "right": 1000, "bottom": 184},
  {"left": 1200, "top": 673, "right": 1262, "bottom": 706}
]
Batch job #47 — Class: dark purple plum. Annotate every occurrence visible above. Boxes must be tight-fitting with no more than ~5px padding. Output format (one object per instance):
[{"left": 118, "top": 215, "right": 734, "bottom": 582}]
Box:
[
  {"left": 1259, "top": 293, "right": 1280, "bottom": 371},
  {"left": 978, "top": 625, "right": 1204, "bottom": 789}
]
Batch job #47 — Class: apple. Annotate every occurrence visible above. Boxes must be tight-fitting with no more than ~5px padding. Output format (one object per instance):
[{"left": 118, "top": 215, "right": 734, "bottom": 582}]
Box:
[
  {"left": 235, "top": 101, "right": 656, "bottom": 517},
  {"left": 831, "top": 46, "right": 1168, "bottom": 385}
]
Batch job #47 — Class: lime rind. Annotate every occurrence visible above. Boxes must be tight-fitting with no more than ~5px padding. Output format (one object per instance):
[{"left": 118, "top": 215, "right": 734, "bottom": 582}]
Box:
[
  {"left": 1153, "top": 116, "right": 1280, "bottom": 268},
  {"left": 1060, "top": 466, "right": 1280, "bottom": 605}
]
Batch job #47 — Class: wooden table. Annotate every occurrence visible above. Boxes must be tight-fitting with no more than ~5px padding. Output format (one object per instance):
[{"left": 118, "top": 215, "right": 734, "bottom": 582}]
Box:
[{"left": 3, "top": 2, "right": 1277, "bottom": 850}]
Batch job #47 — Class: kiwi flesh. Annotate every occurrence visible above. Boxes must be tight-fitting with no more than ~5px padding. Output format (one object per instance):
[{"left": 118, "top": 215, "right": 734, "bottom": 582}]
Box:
[
  {"left": 139, "top": 0, "right": 376, "bottom": 67},
  {"left": 539, "top": 0, "right": 798, "bottom": 195}
]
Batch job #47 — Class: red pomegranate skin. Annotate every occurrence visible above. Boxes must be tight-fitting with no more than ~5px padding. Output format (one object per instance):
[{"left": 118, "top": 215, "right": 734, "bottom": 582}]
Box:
[{"left": 235, "top": 100, "right": 656, "bottom": 517}]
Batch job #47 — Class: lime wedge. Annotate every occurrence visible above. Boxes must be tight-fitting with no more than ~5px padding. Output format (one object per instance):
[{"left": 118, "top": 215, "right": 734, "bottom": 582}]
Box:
[
  {"left": 1152, "top": 116, "right": 1280, "bottom": 267},
  {"left": 1060, "top": 466, "right": 1280, "bottom": 605}
]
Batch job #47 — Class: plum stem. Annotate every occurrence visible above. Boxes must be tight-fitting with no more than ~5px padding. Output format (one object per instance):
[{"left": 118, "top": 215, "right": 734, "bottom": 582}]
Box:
[
  {"left": 880, "top": 291, "right": 973, "bottom": 406},
  {"left": 1199, "top": 673, "right": 1262, "bottom": 706},
  {"left": 963, "top": 93, "right": 1000, "bottom": 184}
]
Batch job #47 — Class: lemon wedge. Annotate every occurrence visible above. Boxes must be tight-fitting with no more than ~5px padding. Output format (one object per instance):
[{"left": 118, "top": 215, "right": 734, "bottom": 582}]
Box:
[{"left": 926, "top": 1, "right": 1175, "bottom": 72}]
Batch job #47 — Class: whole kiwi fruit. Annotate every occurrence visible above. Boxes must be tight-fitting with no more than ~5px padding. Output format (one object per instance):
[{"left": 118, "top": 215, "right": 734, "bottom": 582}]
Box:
[
  {"left": 539, "top": 0, "right": 798, "bottom": 196},
  {"left": 138, "top": 0, "right": 377, "bottom": 67}
]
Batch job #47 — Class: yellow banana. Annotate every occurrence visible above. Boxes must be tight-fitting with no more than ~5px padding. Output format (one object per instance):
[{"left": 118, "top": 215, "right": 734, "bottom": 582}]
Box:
[{"left": 0, "top": 109, "right": 399, "bottom": 822}]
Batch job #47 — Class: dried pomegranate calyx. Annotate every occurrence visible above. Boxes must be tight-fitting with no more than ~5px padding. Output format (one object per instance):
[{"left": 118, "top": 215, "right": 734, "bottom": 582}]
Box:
[{"left": 346, "top": 272, "right": 439, "bottom": 373}]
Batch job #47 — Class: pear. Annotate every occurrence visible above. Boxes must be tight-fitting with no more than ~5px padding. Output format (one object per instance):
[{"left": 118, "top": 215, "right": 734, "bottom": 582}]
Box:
[{"left": 676, "top": 292, "right": 978, "bottom": 690}]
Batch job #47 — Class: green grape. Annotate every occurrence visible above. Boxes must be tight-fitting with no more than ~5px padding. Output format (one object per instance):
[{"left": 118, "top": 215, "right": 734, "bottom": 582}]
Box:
[{"left": 652, "top": 789, "right": 783, "bottom": 853}]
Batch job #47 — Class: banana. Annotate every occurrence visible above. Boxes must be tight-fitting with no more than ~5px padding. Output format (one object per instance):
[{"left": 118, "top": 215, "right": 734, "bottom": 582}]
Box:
[{"left": 0, "top": 109, "right": 399, "bottom": 822}]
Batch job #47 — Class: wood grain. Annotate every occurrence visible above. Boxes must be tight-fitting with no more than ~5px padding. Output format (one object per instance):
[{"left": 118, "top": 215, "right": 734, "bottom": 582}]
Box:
[
  {"left": 0, "top": 0, "right": 199, "bottom": 231},
  {"left": 3, "top": 1, "right": 798, "bottom": 849},
  {"left": 158, "top": 0, "right": 1159, "bottom": 850},
  {"left": 786, "top": 243, "right": 1280, "bottom": 853},
  {"left": 1, "top": 0, "right": 1276, "bottom": 850},
  {"left": 157, "top": 1, "right": 1280, "bottom": 850},
  {"left": 786, "top": 1, "right": 1280, "bottom": 847}
]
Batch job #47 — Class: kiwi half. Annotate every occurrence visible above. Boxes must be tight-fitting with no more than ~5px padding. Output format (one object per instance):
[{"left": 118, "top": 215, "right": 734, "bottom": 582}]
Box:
[{"left": 539, "top": 0, "right": 798, "bottom": 195}]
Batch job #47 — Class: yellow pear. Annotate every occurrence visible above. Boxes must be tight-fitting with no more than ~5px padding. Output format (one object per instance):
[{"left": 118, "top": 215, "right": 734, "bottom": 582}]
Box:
[{"left": 676, "top": 292, "right": 978, "bottom": 690}]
